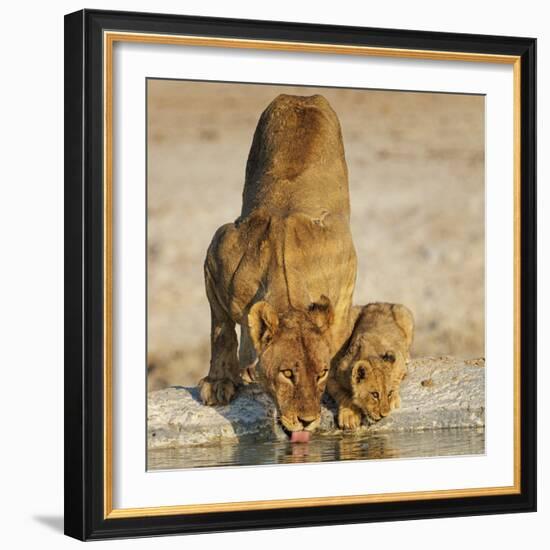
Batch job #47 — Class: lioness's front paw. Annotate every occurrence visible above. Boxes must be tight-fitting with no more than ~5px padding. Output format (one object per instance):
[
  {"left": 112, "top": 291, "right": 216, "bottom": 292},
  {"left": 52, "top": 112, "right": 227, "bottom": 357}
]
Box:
[
  {"left": 199, "top": 377, "right": 237, "bottom": 406},
  {"left": 338, "top": 405, "right": 362, "bottom": 430}
]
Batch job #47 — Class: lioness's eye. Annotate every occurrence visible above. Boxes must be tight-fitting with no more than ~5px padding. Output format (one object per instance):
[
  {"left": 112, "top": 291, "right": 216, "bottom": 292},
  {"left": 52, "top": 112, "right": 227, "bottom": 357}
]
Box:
[
  {"left": 282, "top": 369, "right": 294, "bottom": 379},
  {"left": 371, "top": 392, "right": 379, "bottom": 400},
  {"left": 317, "top": 369, "right": 328, "bottom": 381},
  {"left": 382, "top": 352, "right": 395, "bottom": 363}
]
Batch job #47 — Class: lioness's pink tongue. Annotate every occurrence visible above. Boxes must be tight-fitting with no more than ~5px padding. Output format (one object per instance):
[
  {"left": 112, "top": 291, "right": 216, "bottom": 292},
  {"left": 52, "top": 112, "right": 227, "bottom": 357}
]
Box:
[{"left": 290, "top": 431, "right": 311, "bottom": 443}]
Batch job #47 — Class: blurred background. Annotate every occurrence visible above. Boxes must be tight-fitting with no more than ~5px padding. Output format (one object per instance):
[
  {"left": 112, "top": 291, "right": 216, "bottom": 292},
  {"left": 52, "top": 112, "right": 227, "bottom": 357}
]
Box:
[{"left": 147, "top": 80, "right": 484, "bottom": 390}]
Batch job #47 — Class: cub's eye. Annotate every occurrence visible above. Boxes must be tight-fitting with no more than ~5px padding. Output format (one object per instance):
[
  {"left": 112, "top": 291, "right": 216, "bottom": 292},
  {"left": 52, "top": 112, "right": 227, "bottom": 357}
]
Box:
[
  {"left": 388, "top": 390, "right": 394, "bottom": 398},
  {"left": 382, "top": 352, "right": 396, "bottom": 363},
  {"left": 281, "top": 369, "right": 294, "bottom": 379},
  {"left": 370, "top": 392, "right": 379, "bottom": 400},
  {"left": 317, "top": 369, "right": 328, "bottom": 381}
]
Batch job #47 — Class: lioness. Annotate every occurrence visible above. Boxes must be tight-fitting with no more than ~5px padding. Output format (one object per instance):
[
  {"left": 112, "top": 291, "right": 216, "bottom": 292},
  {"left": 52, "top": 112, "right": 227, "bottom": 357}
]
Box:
[
  {"left": 199, "top": 94, "right": 357, "bottom": 442},
  {"left": 327, "top": 303, "right": 414, "bottom": 429}
]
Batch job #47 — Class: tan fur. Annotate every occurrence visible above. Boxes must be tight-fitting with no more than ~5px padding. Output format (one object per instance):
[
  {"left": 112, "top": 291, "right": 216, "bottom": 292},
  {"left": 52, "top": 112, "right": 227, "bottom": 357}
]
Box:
[
  {"left": 327, "top": 303, "right": 414, "bottom": 429},
  {"left": 199, "top": 94, "right": 357, "bottom": 435}
]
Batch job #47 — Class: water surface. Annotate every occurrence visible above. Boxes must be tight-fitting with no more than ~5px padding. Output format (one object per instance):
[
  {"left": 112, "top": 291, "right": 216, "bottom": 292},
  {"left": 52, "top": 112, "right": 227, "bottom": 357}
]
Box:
[{"left": 148, "top": 428, "right": 484, "bottom": 471}]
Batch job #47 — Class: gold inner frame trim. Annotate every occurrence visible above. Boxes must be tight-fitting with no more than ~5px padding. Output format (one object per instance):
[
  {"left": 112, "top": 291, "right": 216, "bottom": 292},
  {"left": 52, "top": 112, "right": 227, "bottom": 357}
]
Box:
[{"left": 103, "top": 30, "right": 522, "bottom": 520}]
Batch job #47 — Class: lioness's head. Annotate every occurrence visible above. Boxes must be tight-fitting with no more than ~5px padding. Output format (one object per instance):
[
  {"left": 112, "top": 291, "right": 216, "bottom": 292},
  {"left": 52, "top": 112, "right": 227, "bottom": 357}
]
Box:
[
  {"left": 350, "top": 356, "right": 406, "bottom": 421},
  {"left": 247, "top": 296, "right": 334, "bottom": 439}
]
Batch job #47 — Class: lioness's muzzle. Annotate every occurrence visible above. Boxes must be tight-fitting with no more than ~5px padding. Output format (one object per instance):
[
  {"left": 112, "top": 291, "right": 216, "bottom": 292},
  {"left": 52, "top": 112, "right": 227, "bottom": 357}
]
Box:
[{"left": 279, "top": 414, "right": 320, "bottom": 442}]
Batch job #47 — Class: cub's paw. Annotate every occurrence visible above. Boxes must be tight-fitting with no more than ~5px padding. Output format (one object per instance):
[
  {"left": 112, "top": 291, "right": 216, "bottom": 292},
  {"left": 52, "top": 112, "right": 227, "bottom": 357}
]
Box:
[
  {"left": 199, "top": 377, "right": 238, "bottom": 406},
  {"left": 338, "top": 404, "right": 362, "bottom": 430},
  {"left": 392, "top": 394, "right": 402, "bottom": 410}
]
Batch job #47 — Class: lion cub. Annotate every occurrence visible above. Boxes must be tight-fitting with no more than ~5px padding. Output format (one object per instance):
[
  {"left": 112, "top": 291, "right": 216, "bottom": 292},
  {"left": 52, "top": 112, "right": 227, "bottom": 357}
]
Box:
[{"left": 327, "top": 303, "right": 414, "bottom": 429}]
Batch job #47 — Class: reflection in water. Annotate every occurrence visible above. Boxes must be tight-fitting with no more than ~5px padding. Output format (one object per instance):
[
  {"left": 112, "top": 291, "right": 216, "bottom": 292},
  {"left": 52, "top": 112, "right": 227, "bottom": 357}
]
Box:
[{"left": 148, "top": 428, "right": 485, "bottom": 471}]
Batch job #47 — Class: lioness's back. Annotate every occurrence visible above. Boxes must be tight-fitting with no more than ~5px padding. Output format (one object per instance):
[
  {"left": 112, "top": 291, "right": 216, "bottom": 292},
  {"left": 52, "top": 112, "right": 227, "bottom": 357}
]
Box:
[{"left": 241, "top": 94, "right": 350, "bottom": 219}]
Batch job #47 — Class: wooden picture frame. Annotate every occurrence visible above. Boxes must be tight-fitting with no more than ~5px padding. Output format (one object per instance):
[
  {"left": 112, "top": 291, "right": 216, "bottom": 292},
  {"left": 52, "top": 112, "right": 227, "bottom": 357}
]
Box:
[{"left": 64, "top": 9, "right": 536, "bottom": 540}]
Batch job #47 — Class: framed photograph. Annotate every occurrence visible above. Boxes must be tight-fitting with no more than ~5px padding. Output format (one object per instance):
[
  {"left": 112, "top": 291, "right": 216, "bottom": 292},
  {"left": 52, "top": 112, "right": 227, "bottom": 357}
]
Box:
[{"left": 64, "top": 9, "right": 536, "bottom": 540}]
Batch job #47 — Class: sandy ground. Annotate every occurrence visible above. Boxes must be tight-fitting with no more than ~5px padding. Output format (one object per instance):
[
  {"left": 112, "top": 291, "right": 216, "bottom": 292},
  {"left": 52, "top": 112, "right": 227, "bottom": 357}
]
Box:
[{"left": 147, "top": 80, "right": 484, "bottom": 389}]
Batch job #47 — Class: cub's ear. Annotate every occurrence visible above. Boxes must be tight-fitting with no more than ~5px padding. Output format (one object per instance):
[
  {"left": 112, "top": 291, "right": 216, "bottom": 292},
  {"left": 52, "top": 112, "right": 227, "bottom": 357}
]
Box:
[
  {"left": 352, "top": 361, "right": 369, "bottom": 385},
  {"left": 248, "top": 302, "right": 279, "bottom": 352},
  {"left": 308, "top": 295, "right": 334, "bottom": 332},
  {"left": 391, "top": 304, "right": 415, "bottom": 353}
]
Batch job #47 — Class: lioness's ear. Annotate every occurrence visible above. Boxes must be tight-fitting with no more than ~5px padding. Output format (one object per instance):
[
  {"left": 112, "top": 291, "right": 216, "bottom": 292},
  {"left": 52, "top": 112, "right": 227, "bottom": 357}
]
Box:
[
  {"left": 352, "top": 361, "right": 368, "bottom": 385},
  {"left": 308, "top": 295, "right": 334, "bottom": 332},
  {"left": 248, "top": 302, "right": 279, "bottom": 352}
]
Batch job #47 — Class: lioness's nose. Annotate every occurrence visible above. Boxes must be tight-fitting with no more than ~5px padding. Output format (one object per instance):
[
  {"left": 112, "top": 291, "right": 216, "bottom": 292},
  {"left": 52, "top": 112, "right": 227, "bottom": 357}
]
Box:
[{"left": 298, "top": 417, "right": 316, "bottom": 427}]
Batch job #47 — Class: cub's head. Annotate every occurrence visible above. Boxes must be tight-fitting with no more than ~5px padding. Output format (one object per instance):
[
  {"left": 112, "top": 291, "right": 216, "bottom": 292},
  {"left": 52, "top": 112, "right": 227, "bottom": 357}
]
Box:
[
  {"left": 350, "top": 356, "right": 406, "bottom": 421},
  {"left": 247, "top": 297, "right": 334, "bottom": 439}
]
